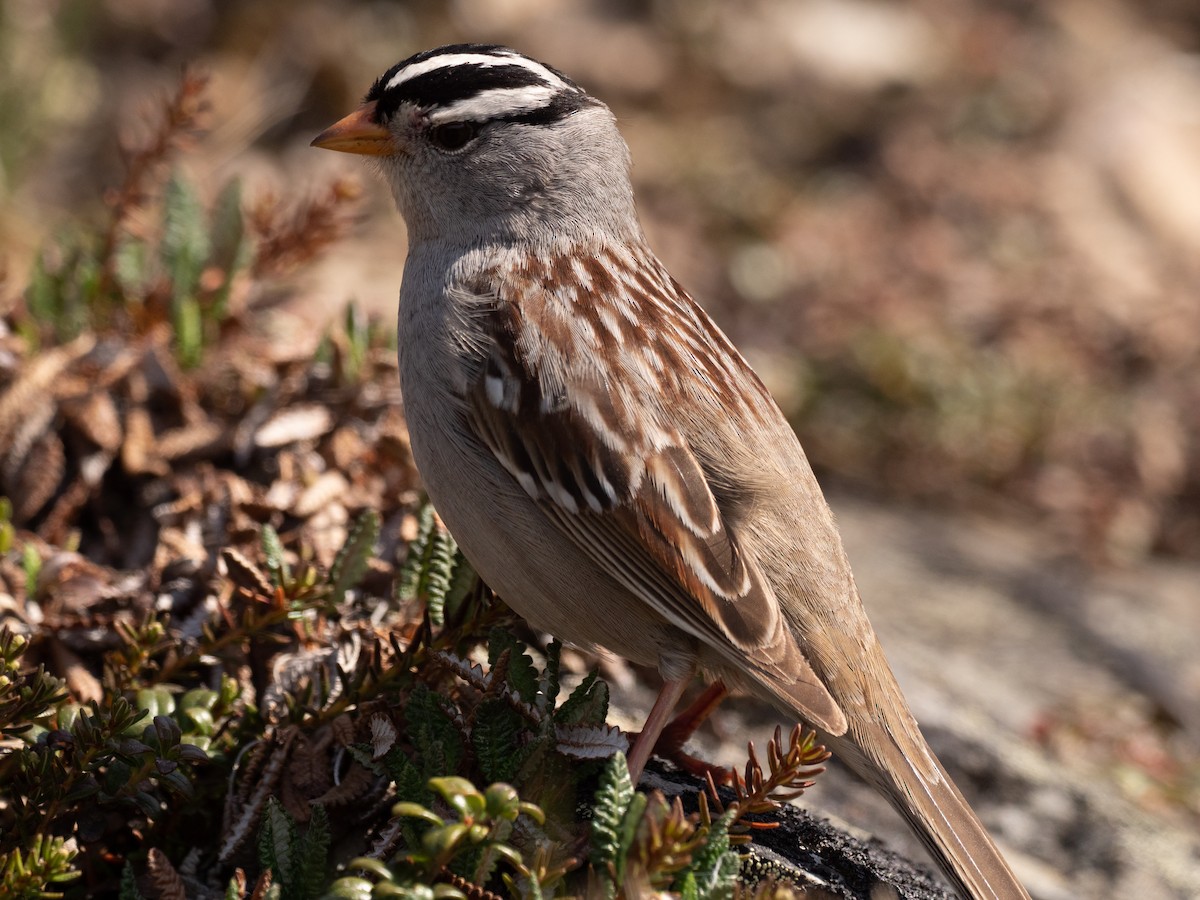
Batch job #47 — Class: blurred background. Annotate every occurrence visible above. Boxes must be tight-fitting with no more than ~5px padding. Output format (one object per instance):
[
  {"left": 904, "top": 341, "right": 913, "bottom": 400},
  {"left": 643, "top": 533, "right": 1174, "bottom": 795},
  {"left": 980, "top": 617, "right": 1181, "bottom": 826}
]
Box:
[{"left": 1, "top": 1, "right": 1198, "bottom": 896}]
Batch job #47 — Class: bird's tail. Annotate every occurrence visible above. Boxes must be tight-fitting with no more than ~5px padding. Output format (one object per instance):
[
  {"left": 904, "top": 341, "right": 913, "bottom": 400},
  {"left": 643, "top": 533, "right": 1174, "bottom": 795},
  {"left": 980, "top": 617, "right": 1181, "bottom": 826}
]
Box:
[{"left": 824, "top": 719, "right": 1030, "bottom": 900}]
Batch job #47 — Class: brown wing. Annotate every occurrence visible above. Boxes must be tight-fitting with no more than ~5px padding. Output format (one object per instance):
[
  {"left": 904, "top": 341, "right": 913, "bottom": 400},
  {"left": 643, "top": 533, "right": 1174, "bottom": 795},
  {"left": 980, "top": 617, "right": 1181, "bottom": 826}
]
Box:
[{"left": 460, "top": 244, "right": 847, "bottom": 734}]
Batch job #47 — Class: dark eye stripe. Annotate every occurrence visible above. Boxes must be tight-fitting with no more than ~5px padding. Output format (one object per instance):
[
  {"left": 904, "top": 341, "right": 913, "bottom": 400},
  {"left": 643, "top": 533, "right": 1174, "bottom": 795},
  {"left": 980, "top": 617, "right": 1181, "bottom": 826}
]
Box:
[{"left": 497, "top": 92, "right": 594, "bottom": 127}]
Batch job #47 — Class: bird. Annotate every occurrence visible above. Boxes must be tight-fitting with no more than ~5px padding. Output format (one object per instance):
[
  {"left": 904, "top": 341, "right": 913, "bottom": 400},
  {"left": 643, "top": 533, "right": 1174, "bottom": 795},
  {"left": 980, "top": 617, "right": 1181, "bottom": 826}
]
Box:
[{"left": 312, "top": 43, "right": 1031, "bottom": 900}]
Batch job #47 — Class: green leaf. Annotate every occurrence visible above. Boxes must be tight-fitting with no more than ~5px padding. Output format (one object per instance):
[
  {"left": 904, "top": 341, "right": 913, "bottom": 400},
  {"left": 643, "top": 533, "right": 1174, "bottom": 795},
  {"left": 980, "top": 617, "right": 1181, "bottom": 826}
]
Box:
[
  {"left": 471, "top": 698, "right": 525, "bottom": 784},
  {"left": 206, "top": 177, "right": 246, "bottom": 318},
  {"left": 442, "top": 552, "right": 477, "bottom": 624},
  {"left": 174, "top": 295, "right": 204, "bottom": 368},
  {"left": 322, "top": 877, "right": 374, "bottom": 900},
  {"left": 379, "top": 746, "right": 429, "bottom": 805},
  {"left": 136, "top": 687, "right": 176, "bottom": 721},
  {"left": 160, "top": 172, "right": 210, "bottom": 303},
  {"left": 297, "top": 804, "right": 331, "bottom": 899},
  {"left": 0, "top": 497, "right": 13, "bottom": 554},
  {"left": 555, "top": 671, "right": 608, "bottom": 726},
  {"left": 261, "top": 525, "right": 288, "bottom": 587},
  {"left": 487, "top": 629, "right": 538, "bottom": 704},
  {"left": 132, "top": 789, "right": 163, "bottom": 819},
  {"left": 405, "top": 684, "right": 464, "bottom": 779},
  {"left": 112, "top": 237, "right": 149, "bottom": 297},
  {"left": 590, "top": 753, "right": 638, "bottom": 897},
  {"left": 119, "top": 861, "right": 145, "bottom": 900},
  {"left": 22, "top": 544, "right": 42, "bottom": 597},
  {"left": 391, "top": 802, "right": 444, "bottom": 826},
  {"left": 1, "top": 835, "right": 81, "bottom": 897},
  {"left": 423, "top": 524, "right": 459, "bottom": 626},
  {"left": 429, "top": 777, "right": 484, "bottom": 820},
  {"left": 395, "top": 505, "right": 469, "bottom": 629},
  {"left": 329, "top": 509, "right": 380, "bottom": 604},
  {"left": 343, "top": 302, "right": 368, "bottom": 382},
  {"left": 179, "top": 687, "right": 217, "bottom": 712},
  {"left": 396, "top": 505, "right": 436, "bottom": 605},
  {"left": 151, "top": 713, "right": 183, "bottom": 748},
  {"left": 25, "top": 251, "right": 58, "bottom": 329},
  {"left": 538, "top": 639, "right": 562, "bottom": 715},
  {"left": 258, "top": 796, "right": 300, "bottom": 890},
  {"left": 686, "top": 810, "right": 740, "bottom": 900},
  {"left": 159, "top": 768, "right": 195, "bottom": 797}
]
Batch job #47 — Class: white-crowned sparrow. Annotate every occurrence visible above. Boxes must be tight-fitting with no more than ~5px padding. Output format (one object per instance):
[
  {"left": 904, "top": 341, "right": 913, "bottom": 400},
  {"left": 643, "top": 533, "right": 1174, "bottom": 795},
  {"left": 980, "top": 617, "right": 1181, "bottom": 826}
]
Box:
[{"left": 313, "top": 44, "right": 1030, "bottom": 900}]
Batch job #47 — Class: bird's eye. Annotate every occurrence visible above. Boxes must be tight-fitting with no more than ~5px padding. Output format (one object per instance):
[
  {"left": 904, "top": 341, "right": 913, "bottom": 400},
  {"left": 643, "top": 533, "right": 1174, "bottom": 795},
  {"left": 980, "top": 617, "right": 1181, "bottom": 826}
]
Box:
[{"left": 429, "top": 121, "right": 477, "bottom": 151}]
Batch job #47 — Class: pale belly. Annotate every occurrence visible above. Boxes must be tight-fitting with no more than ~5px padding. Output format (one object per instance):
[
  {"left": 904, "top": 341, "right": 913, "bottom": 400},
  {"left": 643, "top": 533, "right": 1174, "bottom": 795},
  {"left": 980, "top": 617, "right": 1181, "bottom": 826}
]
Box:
[{"left": 397, "top": 331, "right": 689, "bottom": 670}]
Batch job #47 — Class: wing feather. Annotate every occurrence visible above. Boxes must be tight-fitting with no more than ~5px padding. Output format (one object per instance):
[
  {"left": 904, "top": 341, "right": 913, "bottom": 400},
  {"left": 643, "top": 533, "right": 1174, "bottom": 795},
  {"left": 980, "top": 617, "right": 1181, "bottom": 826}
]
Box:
[{"left": 460, "top": 246, "right": 847, "bottom": 733}]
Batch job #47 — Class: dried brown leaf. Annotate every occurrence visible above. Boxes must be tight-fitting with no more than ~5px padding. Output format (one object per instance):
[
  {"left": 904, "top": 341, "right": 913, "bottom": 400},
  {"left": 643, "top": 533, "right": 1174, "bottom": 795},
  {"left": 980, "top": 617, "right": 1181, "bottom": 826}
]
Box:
[
  {"left": 300, "top": 503, "right": 349, "bottom": 568},
  {"left": 369, "top": 815, "right": 407, "bottom": 862},
  {"left": 330, "top": 713, "right": 356, "bottom": 749},
  {"left": 439, "top": 872, "right": 506, "bottom": 900},
  {"left": 221, "top": 547, "right": 274, "bottom": 598},
  {"left": 292, "top": 470, "right": 350, "bottom": 518},
  {"left": 157, "top": 526, "right": 208, "bottom": 566},
  {"left": 329, "top": 426, "right": 367, "bottom": 472},
  {"left": 288, "top": 734, "right": 333, "bottom": 797},
  {"left": 39, "top": 476, "right": 93, "bottom": 548},
  {"left": 0, "top": 337, "right": 92, "bottom": 453},
  {"left": 220, "top": 729, "right": 296, "bottom": 864},
  {"left": 249, "top": 177, "right": 361, "bottom": 278},
  {"left": 228, "top": 869, "right": 247, "bottom": 900},
  {"left": 311, "top": 759, "right": 374, "bottom": 807},
  {"left": 146, "top": 847, "right": 186, "bottom": 900},
  {"left": 11, "top": 429, "right": 65, "bottom": 521},
  {"left": 279, "top": 769, "right": 313, "bottom": 823},
  {"left": 99, "top": 69, "right": 211, "bottom": 292},
  {"left": 248, "top": 869, "right": 272, "bottom": 900},
  {"left": 369, "top": 713, "right": 398, "bottom": 760},
  {"left": 254, "top": 404, "right": 334, "bottom": 449},
  {"left": 61, "top": 390, "right": 124, "bottom": 452},
  {"left": 156, "top": 418, "right": 226, "bottom": 460},
  {"left": 122, "top": 406, "right": 166, "bottom": 476},
  {"left": 46, "top": 637, "right": 103, "bottom": 705}
]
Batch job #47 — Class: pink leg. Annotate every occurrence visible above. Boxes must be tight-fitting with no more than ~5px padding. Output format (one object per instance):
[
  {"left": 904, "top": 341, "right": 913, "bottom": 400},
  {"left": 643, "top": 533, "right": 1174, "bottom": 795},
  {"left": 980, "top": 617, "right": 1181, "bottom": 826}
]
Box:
[
  {"left": 657, "top": 681, "right": 729, "bottom": 754},
  {"left": 626, "top": 677, "right": 691, "bottom": 784}
]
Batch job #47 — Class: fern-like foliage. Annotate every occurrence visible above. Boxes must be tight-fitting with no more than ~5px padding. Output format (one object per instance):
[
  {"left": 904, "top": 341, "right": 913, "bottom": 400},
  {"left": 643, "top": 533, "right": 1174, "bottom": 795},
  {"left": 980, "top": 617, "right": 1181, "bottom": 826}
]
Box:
[
  {"left": 396, "top": 505, "right": 475, "bottom": 627},
  {"left": 589, "top": 753, "right": 645, "bottom": 898},
  {"left": 703, "top": 725, "right": 830, "bottom": 844},
  {"left": 328, "top": 510, "right": 380, "bottom": 605},
  {"left": 257, "top": 798, "right": 330, "bottom": 900}
]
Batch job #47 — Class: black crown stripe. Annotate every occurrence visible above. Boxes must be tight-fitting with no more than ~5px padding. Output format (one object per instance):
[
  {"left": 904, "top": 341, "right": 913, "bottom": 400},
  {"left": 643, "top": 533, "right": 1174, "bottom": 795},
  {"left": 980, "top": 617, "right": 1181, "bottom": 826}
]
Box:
[
  {"left": 366, "top": 45, "right": 588, "bottom": 126},
  {"left": 375, "top": 64, "right": 551, "bottom": 120}
]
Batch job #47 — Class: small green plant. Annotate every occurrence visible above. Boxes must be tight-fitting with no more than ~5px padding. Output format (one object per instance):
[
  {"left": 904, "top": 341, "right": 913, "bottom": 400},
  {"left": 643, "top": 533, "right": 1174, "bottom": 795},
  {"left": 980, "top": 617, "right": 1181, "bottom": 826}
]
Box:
[
  {"left": 395, "top": 505, "right": 476, "bottom": 628},
  {"left": 18, "top": 69, "right": 358, "bottom": 371},
  {"left": 326, "top": 777, "right": 543, "bottom": 898},
  {"left": 589, "top": 753, "right": 741, "bottom": 900},
  {"left": 0, "top": 835, "right": 80, "bottom": 900}
]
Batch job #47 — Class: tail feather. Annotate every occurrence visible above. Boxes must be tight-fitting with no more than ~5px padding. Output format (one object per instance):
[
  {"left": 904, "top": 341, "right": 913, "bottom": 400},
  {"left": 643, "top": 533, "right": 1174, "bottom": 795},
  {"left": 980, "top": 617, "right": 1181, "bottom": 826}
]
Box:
[{"left": 824, "top": 724, "right": 1030, "bottom": 900}]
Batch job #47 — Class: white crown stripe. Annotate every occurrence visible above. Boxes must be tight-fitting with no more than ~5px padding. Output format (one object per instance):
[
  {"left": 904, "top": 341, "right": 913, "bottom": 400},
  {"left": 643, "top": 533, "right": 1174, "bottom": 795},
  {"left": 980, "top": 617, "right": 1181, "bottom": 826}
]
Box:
[
  {"left": 385, "top": 52, "right": 570, "bottom": 92},
  {"left": 428, "top": 85, "right": 559, "bottom": 124}
]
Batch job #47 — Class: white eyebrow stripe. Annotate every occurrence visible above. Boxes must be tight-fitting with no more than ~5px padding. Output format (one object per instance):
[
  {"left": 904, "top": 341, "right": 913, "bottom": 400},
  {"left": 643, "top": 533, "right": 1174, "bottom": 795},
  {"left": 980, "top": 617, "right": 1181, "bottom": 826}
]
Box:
[
  {"left": 386, "top": 52, "right": 570, "bottom": 92},
  {"left": 428, "top": 85, "right": 558, "bottom": 123}
]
